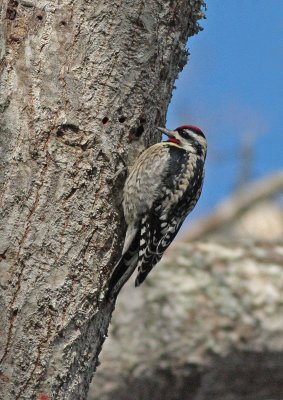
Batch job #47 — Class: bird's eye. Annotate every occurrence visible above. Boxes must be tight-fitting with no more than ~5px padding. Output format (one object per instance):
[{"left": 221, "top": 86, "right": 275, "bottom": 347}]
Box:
[{"left": 178, "top": 130, "right": 190, "bottom": 140}]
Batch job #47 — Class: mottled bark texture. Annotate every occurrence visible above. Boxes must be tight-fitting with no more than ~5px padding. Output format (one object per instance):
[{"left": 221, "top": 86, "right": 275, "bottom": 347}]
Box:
[
  {"left": 89, "top": 240, "right": 283, "bottom": 400},
  {"left": 0, "top": 1, "right": 204, "bottom": 399}
]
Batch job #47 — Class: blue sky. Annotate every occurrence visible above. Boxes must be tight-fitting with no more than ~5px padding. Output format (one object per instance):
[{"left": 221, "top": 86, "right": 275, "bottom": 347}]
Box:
[{"left": 167, "top": 0, "right": 283, "bottom": 218}]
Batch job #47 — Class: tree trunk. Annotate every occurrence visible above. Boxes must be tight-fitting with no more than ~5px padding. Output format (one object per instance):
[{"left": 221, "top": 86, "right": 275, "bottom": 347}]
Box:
[{"left": 0, "top": 1, "right": 204, "bottom": 398}]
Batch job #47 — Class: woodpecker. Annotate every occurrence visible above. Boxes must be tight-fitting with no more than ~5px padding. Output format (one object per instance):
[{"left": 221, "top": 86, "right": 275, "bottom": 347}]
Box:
[{"left": 108, "top": 125, "right": 207, "bottom": 295}]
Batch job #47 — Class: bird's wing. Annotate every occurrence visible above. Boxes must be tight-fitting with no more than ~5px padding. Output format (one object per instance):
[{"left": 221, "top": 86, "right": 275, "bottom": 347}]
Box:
[
  {"left": 108, "top": 143, "right": 189, "bottom": 292},
  {"left": 132, "top": 146, "right": 191, "bottom": 286},
  {"left": 134, "top": 214, "right": 185, "bottom": 286},
  {"left": 135, "top": 155, "right": 204, "bottom": 286}
]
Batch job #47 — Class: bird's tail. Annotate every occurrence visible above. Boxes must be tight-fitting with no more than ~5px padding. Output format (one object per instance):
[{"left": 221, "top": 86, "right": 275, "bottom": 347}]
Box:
[
  {"left": 108, "top": 255, "right": 128, "bottom": 293},
  {"left": 106, "top": 229, "right": 140, "bottom": 298}
]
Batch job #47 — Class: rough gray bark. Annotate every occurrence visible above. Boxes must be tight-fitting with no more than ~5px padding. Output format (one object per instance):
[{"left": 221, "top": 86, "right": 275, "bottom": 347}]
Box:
[
  {"left": 89, "top": 240, "right": 283, "bottom": 400},
  {"left": 0, "top": 0, "right": 204, "bottom": 398}
]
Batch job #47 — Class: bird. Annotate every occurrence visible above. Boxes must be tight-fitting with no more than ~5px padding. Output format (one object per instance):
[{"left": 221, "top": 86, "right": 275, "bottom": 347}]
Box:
[{"left": 107, "top": 125, "right": 207, "bottom": 296}]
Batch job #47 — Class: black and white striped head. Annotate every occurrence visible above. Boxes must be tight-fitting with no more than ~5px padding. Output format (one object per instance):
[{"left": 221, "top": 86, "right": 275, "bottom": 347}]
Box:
[{"left": 158, "top": 125, "right": 207, "bottom": 158}]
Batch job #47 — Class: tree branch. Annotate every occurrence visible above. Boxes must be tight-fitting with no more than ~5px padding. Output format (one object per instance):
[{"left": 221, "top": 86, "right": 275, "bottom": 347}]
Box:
[
  {"left": 90, "top": 239, "right": 283, "bottom": 400},
  {"left": 182, "top": 171, "right": 283, "bottom": 241}
]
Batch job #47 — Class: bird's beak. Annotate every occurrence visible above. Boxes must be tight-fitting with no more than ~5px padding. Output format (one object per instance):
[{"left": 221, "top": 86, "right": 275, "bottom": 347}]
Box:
[{"left": 157, "top": 127, "right": 178, "bottom": 138}]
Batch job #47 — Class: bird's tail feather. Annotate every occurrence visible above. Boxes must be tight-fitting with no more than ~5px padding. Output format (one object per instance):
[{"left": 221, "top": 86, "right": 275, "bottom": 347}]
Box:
[
  {"left": 108, "top": 255, "right": 128, "bottom": 293},
  {"left": 107, "top": 252, "right": 139, "bottom": 298},
  {"left": 106, "top": 228, "right": 140, "bottom": 298}
]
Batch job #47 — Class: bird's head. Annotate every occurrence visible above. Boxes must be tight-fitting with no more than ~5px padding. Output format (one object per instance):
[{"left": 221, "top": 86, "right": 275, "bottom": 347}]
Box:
[{"left": 158, "top": 125, "right": 207, "bottom": 158}]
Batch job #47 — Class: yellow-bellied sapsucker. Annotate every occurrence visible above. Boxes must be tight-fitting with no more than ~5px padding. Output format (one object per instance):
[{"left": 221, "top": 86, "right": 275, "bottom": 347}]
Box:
[{"left": 108, "top": 125, "right": 207, "bottom": 295}]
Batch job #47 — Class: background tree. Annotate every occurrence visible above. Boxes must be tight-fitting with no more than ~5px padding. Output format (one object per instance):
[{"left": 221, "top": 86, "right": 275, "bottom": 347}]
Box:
[{"left": 0, "top": 0, "right": 205, "bottom": 399}]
